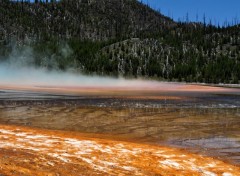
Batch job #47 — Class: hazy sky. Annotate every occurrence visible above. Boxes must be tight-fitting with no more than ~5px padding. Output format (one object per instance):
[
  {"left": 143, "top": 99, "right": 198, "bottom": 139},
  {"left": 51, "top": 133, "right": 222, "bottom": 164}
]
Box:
[{"left": 140, "top": 0, "right": 240, "bottom": 26}]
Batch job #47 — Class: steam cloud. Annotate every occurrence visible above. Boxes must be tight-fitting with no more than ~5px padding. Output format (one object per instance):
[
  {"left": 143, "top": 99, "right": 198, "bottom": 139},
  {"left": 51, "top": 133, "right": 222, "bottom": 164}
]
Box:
[{"left": 0, "top": 44, "right": 168, "bottom": 89}]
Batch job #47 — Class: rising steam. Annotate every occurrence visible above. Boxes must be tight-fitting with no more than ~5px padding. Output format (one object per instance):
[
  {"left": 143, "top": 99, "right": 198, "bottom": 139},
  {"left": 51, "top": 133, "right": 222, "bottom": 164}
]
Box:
[{"left": 0, "top": 43, "right": 184, "bottom": 92}]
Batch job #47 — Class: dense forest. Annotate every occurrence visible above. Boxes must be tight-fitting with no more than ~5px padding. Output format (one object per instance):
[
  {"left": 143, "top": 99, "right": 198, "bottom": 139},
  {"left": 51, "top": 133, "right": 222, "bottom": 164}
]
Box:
[{"left": 0, "top": 0, "right": 240, "bottom": 83}]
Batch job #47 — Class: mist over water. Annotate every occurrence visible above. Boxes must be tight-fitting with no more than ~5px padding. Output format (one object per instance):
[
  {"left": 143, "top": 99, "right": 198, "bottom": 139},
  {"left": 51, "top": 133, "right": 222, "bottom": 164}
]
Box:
[
  {"left": 0, "top": 44, "right": 167, "bottom": 89},
  {"left": 0, "top": 44, "right": 186, "bottom": 89},
  {"left": 0, "top": 62, "right": 154, "bottom": 88},
  {"left": 0, "top": 44, "right": 113, "bottom": 87}
]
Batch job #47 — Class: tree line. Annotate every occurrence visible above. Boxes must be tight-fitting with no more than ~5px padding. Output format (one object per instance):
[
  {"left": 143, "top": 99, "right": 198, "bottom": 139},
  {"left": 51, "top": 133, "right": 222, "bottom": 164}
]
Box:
[{"left": 0, "top": 0, "right": 239, "bottom": 83}]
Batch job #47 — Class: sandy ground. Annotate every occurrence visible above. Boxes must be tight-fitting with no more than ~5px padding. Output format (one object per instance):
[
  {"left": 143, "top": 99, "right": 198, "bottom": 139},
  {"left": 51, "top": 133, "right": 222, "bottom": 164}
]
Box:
[{"left": 0, "top": 124, "right": 239, "bottom": 176}]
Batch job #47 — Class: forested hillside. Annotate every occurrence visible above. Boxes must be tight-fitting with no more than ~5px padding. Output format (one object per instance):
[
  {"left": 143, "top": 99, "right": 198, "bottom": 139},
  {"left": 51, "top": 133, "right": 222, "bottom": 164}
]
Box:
[{"left": 0, "top": 0, "right": 240, "bottom": 83}]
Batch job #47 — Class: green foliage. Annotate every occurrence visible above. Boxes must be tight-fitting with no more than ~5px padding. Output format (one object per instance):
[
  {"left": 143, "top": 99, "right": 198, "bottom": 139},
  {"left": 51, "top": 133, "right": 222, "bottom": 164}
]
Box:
[{"left": 0, "top": 0, "right": 240, "bottom": 83}]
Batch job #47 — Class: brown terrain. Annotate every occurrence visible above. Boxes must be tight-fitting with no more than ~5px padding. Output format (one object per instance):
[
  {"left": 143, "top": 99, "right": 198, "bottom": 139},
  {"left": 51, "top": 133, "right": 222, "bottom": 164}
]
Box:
[
  {"left": 0, "top": 83, "right": 240, "bottom": 175},
  {"left": 0, "top": 124, "right": 240, "bottom": 176}
]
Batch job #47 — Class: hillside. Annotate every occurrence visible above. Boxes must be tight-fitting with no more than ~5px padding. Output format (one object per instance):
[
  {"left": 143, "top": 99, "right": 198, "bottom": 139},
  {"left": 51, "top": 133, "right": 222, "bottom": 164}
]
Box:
[
  {"left": 0, "top": 0, "right": 240, "bottom": 83},
  {"left": 0, "top": 0, "right": 174, "bottom": 41}
]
